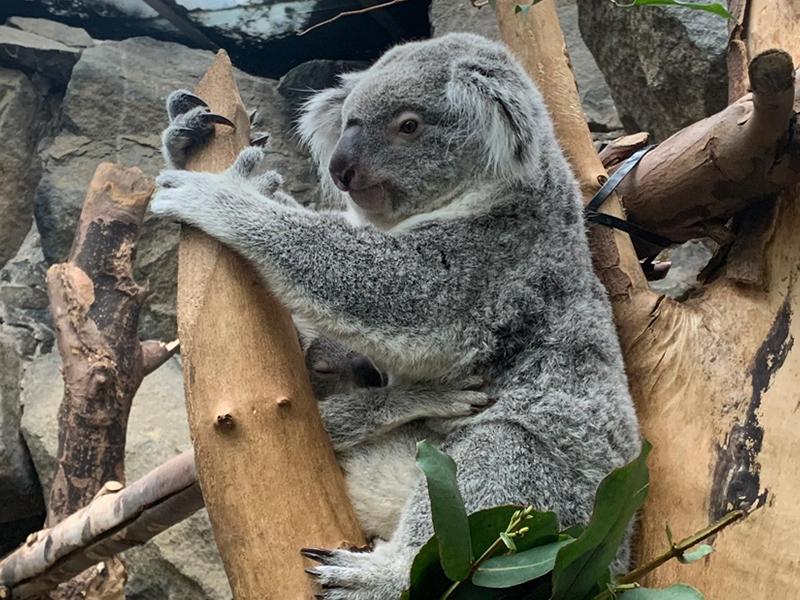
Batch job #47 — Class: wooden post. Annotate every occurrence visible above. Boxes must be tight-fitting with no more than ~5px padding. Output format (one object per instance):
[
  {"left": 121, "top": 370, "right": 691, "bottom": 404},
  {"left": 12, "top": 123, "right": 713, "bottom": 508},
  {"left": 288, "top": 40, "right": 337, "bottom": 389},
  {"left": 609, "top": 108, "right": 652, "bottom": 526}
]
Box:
[{"left": 176, "top": 51, "right": 364, "bottom": 600}]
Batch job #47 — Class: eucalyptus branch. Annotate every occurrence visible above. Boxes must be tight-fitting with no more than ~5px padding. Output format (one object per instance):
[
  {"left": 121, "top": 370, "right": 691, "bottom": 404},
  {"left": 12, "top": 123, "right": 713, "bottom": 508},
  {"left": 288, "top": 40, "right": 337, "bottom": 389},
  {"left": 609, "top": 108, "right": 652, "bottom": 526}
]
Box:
[{"left": 591, "top": 510, "right": 745, "bottom": 600}]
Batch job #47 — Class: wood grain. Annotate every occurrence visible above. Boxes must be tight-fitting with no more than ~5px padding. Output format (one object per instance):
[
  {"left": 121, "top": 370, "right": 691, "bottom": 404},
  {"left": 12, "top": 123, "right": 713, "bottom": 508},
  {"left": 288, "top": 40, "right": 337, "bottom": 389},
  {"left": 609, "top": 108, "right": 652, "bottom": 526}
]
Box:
[{"left": 177, "top": 50, "right": 363, "bottom": 600}]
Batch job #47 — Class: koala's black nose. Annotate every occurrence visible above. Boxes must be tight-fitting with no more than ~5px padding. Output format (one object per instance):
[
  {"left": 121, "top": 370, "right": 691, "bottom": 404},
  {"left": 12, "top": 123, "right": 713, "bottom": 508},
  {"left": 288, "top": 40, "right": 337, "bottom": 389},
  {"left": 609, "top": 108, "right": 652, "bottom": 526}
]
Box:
[
  {"left": 329, "top": 124, "right": 362, "bottom": 192},
  {"left": 350, "top": 355, "right": 387, "bottom": 388}
]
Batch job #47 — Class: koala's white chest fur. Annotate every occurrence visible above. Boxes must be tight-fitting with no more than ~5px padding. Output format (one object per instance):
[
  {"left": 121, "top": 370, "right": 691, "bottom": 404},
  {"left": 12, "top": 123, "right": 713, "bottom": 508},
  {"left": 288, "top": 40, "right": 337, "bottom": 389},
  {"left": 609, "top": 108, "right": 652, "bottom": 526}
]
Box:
[{"left": 339, "top": 427, "right": 441, "bottom": 541}]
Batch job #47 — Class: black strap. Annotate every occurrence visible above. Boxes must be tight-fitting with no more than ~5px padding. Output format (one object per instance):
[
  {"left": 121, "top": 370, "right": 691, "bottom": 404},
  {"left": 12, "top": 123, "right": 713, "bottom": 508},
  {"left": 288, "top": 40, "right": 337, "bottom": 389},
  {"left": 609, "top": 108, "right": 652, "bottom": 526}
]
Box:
[{"left": 585, "top": 145, "right": 676, "bottom": 249}]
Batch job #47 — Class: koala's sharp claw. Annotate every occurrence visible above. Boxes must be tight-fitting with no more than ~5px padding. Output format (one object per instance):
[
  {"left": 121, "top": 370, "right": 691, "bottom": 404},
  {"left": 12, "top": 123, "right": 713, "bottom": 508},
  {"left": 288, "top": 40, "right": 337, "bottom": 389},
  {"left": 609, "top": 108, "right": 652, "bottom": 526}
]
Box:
[
  {"left": 166, "top": 90, "right": 208, "bottom": 120},
  {"left": 305, "top": 567, "right": 321, "bottom": 577},
  {"left": 248, "top": 108, "right": 258, "bottom": 124},
  {"left": 203, "top": 113, "right": 235, "bottom": 128},
  {"left": 250, "top": 132, "right": 270, "bottom": 146},
  {"left": 301, "top": 547, "right": 333, "bottom": 562}
]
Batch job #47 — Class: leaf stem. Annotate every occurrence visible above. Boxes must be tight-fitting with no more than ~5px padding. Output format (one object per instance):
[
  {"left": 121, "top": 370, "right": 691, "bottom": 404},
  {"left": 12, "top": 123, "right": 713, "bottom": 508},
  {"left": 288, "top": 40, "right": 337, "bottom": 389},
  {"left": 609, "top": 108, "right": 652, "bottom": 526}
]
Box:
[
  {"left": 591, "top": 510, "right": 745, "bottom": 600},
  {"left": 439, "top": 508, "right": 532, "bottom": 600}
]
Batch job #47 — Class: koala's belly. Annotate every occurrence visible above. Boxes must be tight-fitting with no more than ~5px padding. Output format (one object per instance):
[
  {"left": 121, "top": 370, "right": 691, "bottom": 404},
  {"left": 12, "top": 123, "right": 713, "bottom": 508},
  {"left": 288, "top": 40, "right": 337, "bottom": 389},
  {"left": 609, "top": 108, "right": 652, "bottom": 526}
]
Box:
[{"left": 340, "top": 430, "right": 432, "bottom": 541}]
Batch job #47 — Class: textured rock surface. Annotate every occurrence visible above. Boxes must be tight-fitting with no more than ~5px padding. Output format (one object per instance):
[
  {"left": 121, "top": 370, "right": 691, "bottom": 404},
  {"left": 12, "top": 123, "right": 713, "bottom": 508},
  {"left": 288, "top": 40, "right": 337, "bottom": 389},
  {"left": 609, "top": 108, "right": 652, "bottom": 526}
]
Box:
[
  {"left": 0, "top": 226, "right": 53, "bottom": 358},
  {"left": 0, "top": 25, "right": 82, "bottom": 84},
  {"left": 20, "top": 353, "right": 231, "bottom": 599},
  {"left": 0, "top": 67, "right": 46, "bottom": 269},
  {"left": 650, "top": 239, "right": 717, "bottom": 300},
  {"left": 0, "top": 330, "right": 45, "bottom": 555},
  {"left": 34, "top": 37, "right": 322, "bottom": 340},
  {"left": 577, "top": 0, "right": 728, "bottom": 140},
  {"left": 278, "top": 58, "right": 367, "bottom": 112},
  {"left": 6, "top": 16, "right": 94, "bottom": 49},
  {"left": 430, "top": 0, "right": 622, "bottom": 132}
]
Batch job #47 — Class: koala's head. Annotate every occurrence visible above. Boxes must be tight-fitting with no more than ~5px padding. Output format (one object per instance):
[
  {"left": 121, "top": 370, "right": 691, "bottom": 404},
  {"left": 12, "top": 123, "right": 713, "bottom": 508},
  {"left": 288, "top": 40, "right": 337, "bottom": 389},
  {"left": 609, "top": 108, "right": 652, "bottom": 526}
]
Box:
[
  {"left": 296, "top": 324, "right": 387, "bottom": 399},
  {"left": 299, "top": 33, "right": 549, "bottom": 227}
]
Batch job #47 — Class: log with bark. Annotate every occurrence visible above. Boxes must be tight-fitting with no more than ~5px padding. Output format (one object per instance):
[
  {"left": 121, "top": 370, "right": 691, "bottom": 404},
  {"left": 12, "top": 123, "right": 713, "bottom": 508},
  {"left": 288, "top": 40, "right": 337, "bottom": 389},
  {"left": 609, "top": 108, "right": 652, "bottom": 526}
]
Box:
[
  {"left": 39, "top": 162, "right": 178, "bottom": 599},
  {"left": 497, "top": 0, "right": 800, "bottom": 595},
  {"left": 176, "top": 50, "right": 364, "bottom": 600}
]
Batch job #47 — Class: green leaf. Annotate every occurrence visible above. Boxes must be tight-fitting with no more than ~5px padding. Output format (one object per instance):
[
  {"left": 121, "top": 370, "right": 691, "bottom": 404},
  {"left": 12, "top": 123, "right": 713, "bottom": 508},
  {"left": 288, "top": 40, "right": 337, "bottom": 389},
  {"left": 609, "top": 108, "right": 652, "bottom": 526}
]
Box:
[
  {"left": 610, "top": 0, "right": 733, "bottom": 19},
  {"left": 619, "top": 584, "right": 706, "bottom": 599},
  {"left": 561, "top": 524, "right": 585, "bottom": 539},
  {"left": 472, "top": 539, "right": 574, "bottom": 588},
  {"left": 551, "top": 441, "right": 652, "bottom": 600},
  {"left": 416, "top": 441, "right": 472, "bottom": 581},
  {"left": 677, "top": 544, "right": 713, "bottom": 564}
]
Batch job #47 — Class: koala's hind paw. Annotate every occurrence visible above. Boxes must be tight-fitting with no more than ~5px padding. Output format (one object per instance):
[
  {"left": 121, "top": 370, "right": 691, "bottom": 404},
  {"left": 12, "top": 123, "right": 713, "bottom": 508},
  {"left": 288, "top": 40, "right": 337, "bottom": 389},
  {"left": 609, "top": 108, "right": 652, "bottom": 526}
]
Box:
[
  {"left": 302, "top": 546, "right": 407, "bottom": 600},
  {"left": 161, "top": 90, "right": 234, "bottom": 169}
]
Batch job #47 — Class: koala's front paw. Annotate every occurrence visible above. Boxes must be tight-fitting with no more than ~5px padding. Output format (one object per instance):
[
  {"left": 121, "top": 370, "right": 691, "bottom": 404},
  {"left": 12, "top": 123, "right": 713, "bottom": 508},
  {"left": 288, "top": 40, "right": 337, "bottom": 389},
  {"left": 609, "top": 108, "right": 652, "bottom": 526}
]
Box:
[
  {"left": 161, "top": 90, "right": 234, "bottom": 169},
  {"left": 302, "top": 546, "right": 408, "bottom": 600}
]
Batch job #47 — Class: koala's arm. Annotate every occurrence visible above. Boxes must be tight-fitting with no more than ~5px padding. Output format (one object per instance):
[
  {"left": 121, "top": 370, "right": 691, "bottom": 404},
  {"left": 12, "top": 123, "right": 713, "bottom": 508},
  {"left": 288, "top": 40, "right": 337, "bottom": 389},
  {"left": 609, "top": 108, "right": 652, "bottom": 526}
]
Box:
[
  {"left": 320, "top": 381, "right": 489, "bottom": 451},
  {"left": 152, "top": 164, "right": 473, "bottom": 379}
]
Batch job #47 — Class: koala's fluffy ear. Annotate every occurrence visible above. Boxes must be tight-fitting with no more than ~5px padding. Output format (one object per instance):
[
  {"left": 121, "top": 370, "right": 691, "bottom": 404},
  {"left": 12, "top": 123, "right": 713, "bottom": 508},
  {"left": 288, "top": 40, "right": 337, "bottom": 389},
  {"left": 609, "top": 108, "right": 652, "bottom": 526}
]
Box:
[
  {"left": 297, "top": 71, "right": 363, "bottom": 193},
  {"left": 446, "top": 59, "right": 543, "bottom": 178}
]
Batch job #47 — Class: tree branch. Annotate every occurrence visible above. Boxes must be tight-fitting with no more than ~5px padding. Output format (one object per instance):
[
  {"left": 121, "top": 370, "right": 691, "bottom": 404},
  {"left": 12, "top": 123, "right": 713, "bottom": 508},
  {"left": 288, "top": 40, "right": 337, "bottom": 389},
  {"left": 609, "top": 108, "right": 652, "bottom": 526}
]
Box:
[
  {"left": 616, "top": 50, "right": 797, "bottom": 246},
  {"left": 141, "top": 339, "right": 180, "bottom": 375},
  {"left": 0, "top": 452, "right": 200, "bottom": 600}
]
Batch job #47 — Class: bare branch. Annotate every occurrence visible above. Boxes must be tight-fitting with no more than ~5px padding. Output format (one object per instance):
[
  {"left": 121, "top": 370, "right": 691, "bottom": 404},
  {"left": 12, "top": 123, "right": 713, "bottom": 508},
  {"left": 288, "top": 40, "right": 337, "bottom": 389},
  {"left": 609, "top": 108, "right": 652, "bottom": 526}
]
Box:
[
  {"left": 297, "top": 0, "right": 410, "bottom": 36},
  {"left": 141, "top": 339, "right": 180, "bottom": 375},
  {"left": 0, "top": 452, "right": 201, "bottom": 599}
]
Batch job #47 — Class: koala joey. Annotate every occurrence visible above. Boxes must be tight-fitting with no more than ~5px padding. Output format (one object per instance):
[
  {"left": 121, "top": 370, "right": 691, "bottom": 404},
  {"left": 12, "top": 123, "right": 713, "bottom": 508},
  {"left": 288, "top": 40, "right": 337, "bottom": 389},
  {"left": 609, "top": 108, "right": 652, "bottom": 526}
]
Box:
[
  {"left": 153, "top": 33, "right": 640, "bottom": 600},
  {"left": 299, "top": 327, "right": 489, "bottom": 542}
]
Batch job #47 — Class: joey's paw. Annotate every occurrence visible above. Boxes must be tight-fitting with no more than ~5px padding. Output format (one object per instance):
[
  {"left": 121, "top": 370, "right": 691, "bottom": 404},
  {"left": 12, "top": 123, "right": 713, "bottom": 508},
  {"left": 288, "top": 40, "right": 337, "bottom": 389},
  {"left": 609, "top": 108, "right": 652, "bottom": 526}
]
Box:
[
  {"left": 423, "top": 385, "right": 494, "bottom": 434},
  {"left": 161, "top": 90, "right": 234, "bottom": 168},
  {"left": 302, "top": 547, "right": 406, "bottom": 600}
]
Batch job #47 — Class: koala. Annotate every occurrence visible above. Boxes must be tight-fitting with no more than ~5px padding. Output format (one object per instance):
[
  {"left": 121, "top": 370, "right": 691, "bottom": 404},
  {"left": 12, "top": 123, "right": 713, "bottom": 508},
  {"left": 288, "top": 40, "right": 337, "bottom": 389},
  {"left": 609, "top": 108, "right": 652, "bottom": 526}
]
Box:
[
  {"left": 299, "top": 327, "right": 489, "bottom": 541},
  {"left": 152, "top": 33, "right": 640, "bottom": 600}
]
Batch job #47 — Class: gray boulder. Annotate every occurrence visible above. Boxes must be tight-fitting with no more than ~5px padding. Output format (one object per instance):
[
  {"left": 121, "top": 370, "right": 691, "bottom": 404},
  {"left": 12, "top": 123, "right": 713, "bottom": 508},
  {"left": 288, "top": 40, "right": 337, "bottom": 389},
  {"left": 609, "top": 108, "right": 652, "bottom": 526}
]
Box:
[
  {"left": 0, "top": 67, "right": 46, "bottom": 269},
  {"left": 429, "top": 0, "right": 622, "bottom": 133},
  {"left": 20, "top": 353, "right": 231, "bottom": 600},
  {"left": 34, "top": 37, "right": 321, "bottom": 341},
  {"left": 0, "top": 330, "right": 45, "bottom": 555},
  {"left": 577, "top": 0, "right": 728, "bottom": 140},
  {"left": 0, "top": 226, "right": 53, "bottom": 358},
  {"left": 0, "top": 25, "right": 82, "bottom": 85},
  {"left": 6, "top": 17, "right": 95, "bottom": 49}
]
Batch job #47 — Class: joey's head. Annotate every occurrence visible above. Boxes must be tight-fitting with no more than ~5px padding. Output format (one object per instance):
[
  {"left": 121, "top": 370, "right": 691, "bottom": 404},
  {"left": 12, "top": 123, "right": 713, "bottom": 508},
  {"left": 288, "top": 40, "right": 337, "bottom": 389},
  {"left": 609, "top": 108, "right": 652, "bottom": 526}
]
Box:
[
  {"left": 296, "top": 325, "right": 388, "bottom": 399},
  {"left": 299, "top": 33, "right": 550, "bottom": 227}
]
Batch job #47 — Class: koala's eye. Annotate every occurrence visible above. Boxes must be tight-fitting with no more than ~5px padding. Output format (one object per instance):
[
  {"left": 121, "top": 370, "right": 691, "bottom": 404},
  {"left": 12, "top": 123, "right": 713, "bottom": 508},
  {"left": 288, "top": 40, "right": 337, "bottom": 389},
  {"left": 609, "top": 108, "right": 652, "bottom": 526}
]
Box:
[{"left": 399, "top": 119, "right": 418, "bottom": 135}]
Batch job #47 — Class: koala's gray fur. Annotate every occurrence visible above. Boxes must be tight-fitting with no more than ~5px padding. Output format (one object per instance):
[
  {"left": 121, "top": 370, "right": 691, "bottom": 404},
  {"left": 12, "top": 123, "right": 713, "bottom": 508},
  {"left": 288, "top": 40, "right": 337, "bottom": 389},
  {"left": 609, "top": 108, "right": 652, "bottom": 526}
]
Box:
[
  {"left": 299, "top": 328, "right": 489, "bottom": 541},
  {"left": 152, "top": 33, "right": 640, "bottom": 600}
]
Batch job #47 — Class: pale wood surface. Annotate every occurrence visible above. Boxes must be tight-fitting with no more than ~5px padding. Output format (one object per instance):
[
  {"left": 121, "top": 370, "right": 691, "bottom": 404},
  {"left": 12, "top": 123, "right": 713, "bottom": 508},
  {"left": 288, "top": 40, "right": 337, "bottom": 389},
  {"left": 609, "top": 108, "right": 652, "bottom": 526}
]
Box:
[{"left": 176, "top": 50, "right": 363, "bottom": 600}]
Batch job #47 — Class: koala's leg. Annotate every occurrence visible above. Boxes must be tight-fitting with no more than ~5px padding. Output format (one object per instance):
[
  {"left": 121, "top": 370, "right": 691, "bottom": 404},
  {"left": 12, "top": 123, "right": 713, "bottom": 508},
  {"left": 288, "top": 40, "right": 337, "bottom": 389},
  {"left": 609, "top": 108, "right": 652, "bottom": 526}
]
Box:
[
  {"left": 305, "top": 421, "right": 592, "bottom": 600},
  {"left": 320, "top": 379, "right": 489, "bottom": 451},
  {"left": 151, "top": 148, "right": 477, "bottom": 380}
]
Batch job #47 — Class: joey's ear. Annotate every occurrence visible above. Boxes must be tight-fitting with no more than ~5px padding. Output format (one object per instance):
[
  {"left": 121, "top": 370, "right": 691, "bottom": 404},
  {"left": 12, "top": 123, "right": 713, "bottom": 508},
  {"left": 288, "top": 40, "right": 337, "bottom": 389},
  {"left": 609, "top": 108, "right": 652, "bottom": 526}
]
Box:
[{"left": 446, "top": 59, "right": 542, "bottom": 177}]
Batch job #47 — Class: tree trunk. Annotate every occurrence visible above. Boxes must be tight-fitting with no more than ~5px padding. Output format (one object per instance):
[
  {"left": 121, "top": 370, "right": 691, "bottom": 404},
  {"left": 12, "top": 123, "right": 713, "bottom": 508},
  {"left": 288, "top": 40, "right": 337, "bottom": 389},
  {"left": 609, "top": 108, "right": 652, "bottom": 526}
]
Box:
[
  {"left": 176, "top": 50, "right": 364, "bottom": 600},
  {"left": 497, "top": 0, "right": 800, "bottom": 595}
]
